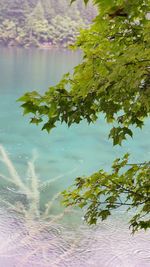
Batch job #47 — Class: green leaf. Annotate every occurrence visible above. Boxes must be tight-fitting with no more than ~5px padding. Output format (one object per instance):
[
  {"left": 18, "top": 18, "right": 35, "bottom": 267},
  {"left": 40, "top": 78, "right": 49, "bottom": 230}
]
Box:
[{"left": 42, "top": 121, "right": 56, "bottom": 133}]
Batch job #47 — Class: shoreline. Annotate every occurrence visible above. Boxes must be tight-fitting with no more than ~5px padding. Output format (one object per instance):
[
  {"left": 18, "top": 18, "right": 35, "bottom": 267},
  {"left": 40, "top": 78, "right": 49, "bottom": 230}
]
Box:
[{"left": 0, "top": 43, "right": 73, "bottom": 50}]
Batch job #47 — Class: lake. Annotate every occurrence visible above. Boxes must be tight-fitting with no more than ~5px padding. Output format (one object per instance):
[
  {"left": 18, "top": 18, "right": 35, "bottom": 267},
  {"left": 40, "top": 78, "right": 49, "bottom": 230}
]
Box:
[{"left": 0, "top": 47, "right": 149, "bottom": 267}]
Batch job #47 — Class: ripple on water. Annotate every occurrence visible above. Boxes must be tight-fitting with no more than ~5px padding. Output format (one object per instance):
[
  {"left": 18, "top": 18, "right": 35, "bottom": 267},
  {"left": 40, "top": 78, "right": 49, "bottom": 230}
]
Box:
[{"left": 0, "top": 209, "right": 150, "bottom": 267}]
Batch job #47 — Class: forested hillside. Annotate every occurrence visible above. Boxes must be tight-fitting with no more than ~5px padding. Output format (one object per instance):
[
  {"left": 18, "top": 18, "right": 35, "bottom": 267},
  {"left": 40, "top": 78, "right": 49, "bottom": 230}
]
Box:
[{"left": 0, "top": 0, "right": 96, "bottom": 47}]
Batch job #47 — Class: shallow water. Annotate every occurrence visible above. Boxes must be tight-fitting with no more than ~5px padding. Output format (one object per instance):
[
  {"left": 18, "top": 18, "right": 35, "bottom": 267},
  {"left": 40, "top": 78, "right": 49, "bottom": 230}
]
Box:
[
  {"left": 0, "top": 208, "right": 149, "bottom": 267},
  {"left": 0, "top": 47, "right": 149, "bottom": 267}
]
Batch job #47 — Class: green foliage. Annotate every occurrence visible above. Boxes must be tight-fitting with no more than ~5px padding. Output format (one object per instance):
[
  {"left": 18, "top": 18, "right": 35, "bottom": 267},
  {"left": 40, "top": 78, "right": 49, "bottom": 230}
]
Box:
[
  {"left": 19, "top": 0, "right": 150, "bottom": 142},
  {"left": 19, "top": 0, "right": 150, "bottom": 231},
  {"left": 0, "top": 0, "right": 96, "bottom": 47},
  {"left": 63, "top": 154, "right": 150, "bottom": 232}
]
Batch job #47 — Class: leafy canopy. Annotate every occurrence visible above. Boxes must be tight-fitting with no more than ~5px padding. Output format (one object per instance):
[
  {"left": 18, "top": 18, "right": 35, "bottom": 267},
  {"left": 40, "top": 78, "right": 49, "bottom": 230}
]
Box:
[
  {"left": 63, "top": 154, "right": 150, "bottom": 232},
  {"left": 19, "top": 0, "right": 150, "bottom": 144},
  {"left": 19, "top": 0, "right": 150, "bottom": 232}
]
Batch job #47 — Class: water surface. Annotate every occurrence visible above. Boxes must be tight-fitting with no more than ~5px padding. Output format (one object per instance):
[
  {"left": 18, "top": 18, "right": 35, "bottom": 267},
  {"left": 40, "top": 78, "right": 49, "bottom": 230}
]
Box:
[{"left": 0, "top": 47, "right": 149, "bottom": 267}]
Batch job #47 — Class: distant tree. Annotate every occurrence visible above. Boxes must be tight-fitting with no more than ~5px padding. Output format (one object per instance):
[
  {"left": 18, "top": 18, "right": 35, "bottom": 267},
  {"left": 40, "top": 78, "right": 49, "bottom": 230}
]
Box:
[
  {"left": 51, "top": 15, "right": 84, "bottom": 46},
  {"left": 25, "top": 0, "right": 49, "bottom": 46},
  {"left": 42, "top": 0, "right": 55, "bottom": 22},
  {"left": 32, "top": 0, "right": 45, "bottom": 21},
  {"left": 0, "top": 19, "right": 16, "bottom": 45},
  {"left": 0, "top": 0, "right": 96, "bottom": 47}
]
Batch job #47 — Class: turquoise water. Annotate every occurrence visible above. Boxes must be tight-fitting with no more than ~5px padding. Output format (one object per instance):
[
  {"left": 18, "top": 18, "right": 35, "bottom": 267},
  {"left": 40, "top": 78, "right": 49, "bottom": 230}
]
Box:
[
  {"left": 0, "top": 47, "right": 150, "bottom": 267},
  {"left": 0, "top": 47, "right": 150, "bottom": 186}
]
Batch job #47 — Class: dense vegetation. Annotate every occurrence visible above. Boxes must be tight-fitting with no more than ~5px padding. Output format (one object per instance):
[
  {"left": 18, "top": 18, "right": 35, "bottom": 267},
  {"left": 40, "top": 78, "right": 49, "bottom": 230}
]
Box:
[
  {"left": 0, "top": 0, "right": 96, "bottom": 47},
  {"left": 19, "top": 0, "right": 150, "bottom": 232}
]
